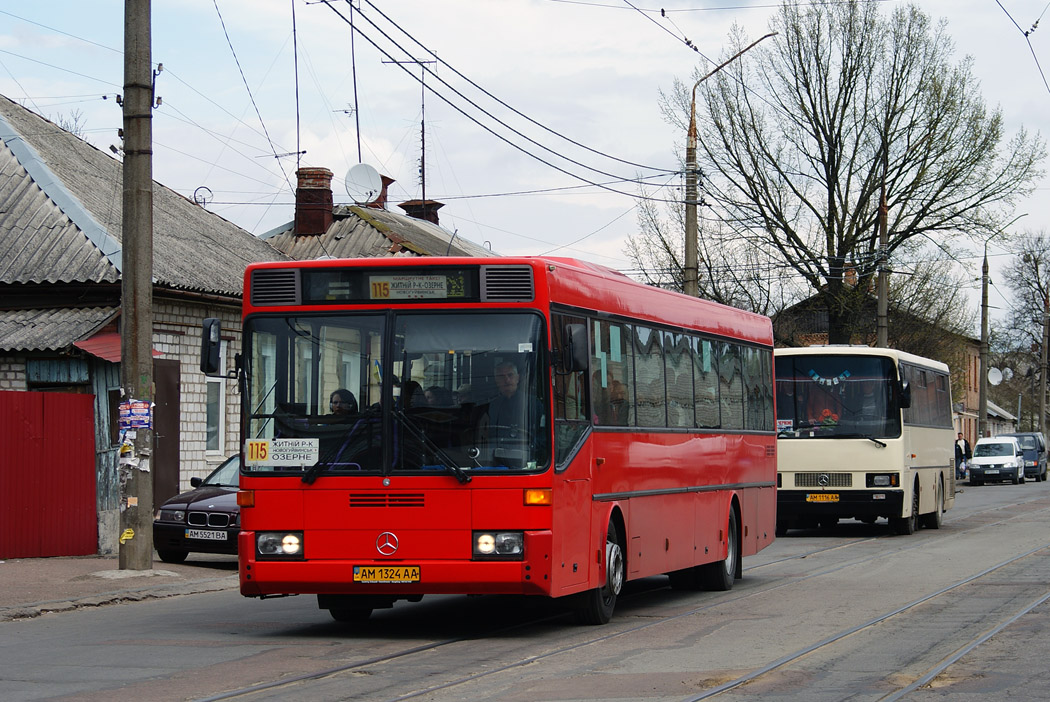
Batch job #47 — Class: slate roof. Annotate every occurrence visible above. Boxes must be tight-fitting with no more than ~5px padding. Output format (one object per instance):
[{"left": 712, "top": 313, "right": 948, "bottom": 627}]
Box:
[
  {"left": 0, "top": 307, "right": 118, "bottom": 352},
  {"left": 0, "top": 94, "right": 286, "bottom": 296},
  {"left": 262, "top": 205, "right": 494, "bottom": 259}
]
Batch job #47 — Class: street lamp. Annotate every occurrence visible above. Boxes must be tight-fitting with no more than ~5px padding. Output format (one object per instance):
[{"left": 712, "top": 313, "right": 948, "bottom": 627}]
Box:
[
  {"left": 978, "top": 214, "right": 1027, "bottom": 439},
  {"left": 684, "top": 32, "right": 776, "bottom": 297}
]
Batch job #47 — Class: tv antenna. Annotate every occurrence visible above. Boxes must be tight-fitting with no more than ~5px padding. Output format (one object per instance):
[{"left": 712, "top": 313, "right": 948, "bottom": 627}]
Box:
[{"left": 383, "top": 58, "right": 436, "bottom": 203}]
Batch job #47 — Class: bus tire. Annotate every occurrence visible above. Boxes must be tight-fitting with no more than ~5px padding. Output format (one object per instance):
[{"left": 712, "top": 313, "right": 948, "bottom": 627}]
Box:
[
  {"left": 573, "top": 522, "right": 624, "bottom": 625},
  {"left": 892, "top": 484, "right": 920, "bottom": 535},
  {"left": 701, "top": 508, "right": 739, "bottom": 591},
  {"left": 920, "top": 477, "right": 944, "bottom": 529}
]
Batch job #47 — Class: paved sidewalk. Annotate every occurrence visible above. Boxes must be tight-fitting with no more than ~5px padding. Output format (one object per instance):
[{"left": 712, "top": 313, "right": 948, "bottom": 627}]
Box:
[{"left": 0, "top": 553, "right": 238, "bottom": 621}]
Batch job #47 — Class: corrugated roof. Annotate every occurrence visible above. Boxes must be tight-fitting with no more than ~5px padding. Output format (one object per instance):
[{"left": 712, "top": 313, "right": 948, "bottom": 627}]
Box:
[
  {"left": 0, "top": 307, "right": 117, "bottom": 352},
  {"left": 0, "top": 94, "right": 287, "bottom": 296},
  {"left": 262, "top": 205, "right": 495, "bottom": 260}
]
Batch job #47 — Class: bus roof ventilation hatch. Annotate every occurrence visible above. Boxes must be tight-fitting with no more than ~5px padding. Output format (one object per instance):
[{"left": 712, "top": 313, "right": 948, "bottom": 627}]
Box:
[
  {"left": 251, "top": 269, "right": 302, "bottom": 306},
  {"left": 480, "top": 265, "right": 534, "bottom": 302}
]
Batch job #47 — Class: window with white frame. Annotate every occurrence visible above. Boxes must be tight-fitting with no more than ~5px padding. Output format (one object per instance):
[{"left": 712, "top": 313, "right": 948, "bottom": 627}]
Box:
[{"left": 206, "top": 341, "right": 226, "bottom": 453}]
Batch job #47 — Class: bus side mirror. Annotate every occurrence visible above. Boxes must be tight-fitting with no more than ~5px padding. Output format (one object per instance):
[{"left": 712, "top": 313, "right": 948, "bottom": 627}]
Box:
[
  {"left": 563, "top": 324, "right": 588, "bottom": 373},
  {"left": 899, "top": 380, "right": 911, "bottom": 409},
  {"left": 201, "top": 318, "right": 222, "bottom": 376}
]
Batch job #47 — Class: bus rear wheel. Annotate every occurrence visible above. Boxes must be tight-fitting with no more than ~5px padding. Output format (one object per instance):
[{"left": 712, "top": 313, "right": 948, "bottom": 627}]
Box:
[
  {"left": 700, "top": 508, "right": 739, "bottom": 591},
  {"left": 573, "top": 522, "right": 624, "bottom": 625}
]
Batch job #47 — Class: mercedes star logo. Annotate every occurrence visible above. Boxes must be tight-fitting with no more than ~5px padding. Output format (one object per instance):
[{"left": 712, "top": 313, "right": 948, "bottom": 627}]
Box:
[
  {"left": 376, "top": 532, "right": 399, "bottom": 556},
  {"left": 818, "top": 473, "right": 831, "bottom": 487}
]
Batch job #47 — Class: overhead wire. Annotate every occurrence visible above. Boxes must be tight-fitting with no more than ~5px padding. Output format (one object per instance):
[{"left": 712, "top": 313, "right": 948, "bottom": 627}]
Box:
[
  {"left": 322, "top": 1, "right": 685, "bottom": 205},
  {"left": 359, "top": 0, "right": 677, "bottom": 175},
  {"left": 212, "top": 0, "right": 294, "bottom": 194}
]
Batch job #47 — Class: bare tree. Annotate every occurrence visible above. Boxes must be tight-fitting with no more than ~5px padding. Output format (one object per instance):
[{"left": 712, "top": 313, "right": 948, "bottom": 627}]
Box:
[
  {"left": 1000, "top": 231, "right": 1050, "bottom": 425},
  {"left": 654, "top": 0, "right": 1043, "bottom": 343}
]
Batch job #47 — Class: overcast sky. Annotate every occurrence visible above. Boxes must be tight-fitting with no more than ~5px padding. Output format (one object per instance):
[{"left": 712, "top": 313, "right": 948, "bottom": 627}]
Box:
[{"left": 2, "top": 0, "right": 1048, "bottom": 320}]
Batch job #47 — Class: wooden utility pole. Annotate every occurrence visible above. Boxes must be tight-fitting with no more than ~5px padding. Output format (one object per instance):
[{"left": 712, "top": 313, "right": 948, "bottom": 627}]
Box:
[{"left": 119, "top": 0, "right": 154, "bottom": 570}]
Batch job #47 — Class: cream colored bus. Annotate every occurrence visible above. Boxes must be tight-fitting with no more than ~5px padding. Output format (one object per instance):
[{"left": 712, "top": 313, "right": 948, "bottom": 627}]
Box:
[{"left": 774, "top": 346, "right": 955, "bottom": 536}]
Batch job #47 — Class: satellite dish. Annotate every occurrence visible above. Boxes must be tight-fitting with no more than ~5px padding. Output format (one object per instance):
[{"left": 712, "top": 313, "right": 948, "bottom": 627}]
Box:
[
  {"left": 345, "top": 163, "right": 383, "bottom": 204},
  {"left": 988, "top": 367, "right": 1003, "bottom": 386}
]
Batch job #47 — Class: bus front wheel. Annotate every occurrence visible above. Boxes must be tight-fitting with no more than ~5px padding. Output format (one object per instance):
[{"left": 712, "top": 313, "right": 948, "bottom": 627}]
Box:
[
  {"left": 573, "top": 522, "right": 624, "bottom": 625},
  {"left": 892, "top": 485, "right": 920, "bottom": 535},
  {"left": 920, "top": 477, "right": 944, "bottom": 529},
  {"left": 700, "top": 508, "right": 739, "bottom": 591}
]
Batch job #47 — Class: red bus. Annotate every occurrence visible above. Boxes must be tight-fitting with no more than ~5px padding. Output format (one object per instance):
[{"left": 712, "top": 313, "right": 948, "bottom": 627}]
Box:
[{"left": 202, "top": 256, "right": 776, "bottom": 624}]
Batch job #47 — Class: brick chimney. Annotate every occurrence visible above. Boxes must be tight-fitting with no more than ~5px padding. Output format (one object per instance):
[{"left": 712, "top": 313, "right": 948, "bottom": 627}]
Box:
[
  {"left": 398, "top": 199, "right": 444, "bottom": 225},
  {"left": 293, "top": 167, "right": 333, "bottom": 236},
  {"left": 367, "top": 175, "right": 396, "bottom": 209}
]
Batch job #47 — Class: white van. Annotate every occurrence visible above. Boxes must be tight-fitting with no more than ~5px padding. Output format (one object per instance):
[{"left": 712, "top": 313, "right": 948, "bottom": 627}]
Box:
[{"left": 969, "top": 436, "right": 1025, "bottom": 485}]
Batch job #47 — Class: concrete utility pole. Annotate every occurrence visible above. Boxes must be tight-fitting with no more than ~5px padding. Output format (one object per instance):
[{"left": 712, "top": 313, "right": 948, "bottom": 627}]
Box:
[
  {"left": 978, "top": 249, "right": 990, "bottom": 440},
  {"left": 119, "top": 0, "right": 154, "bottom": 570},
  {"left": 684, "top": 33, "right": 776, "bottom": 297},
  {"left": 876, "top": 182, "right": 889, "bottom": 347},
  {"left": 1041, "top": 292, "right": 1048, "bottom": 437}
]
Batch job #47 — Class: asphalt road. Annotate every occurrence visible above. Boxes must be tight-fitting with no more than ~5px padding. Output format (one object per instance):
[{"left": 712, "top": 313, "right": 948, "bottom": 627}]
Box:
[{"left": 2, "top": 479, "right": 1049, "bottom": 702}]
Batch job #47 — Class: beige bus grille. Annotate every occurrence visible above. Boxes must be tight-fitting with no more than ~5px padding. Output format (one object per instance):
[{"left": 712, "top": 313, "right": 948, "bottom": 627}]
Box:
[{"left": 794, "top": 473, "right": 853, "bottom": 488}]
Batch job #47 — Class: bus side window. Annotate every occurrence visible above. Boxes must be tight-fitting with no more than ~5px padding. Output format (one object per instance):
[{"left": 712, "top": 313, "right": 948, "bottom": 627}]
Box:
[
  {"left": 633, "top": 325, "right": 666, "bottom": 427},
  {"left": 665, "top": 331, "right": 693, "bottom": 428},
  {"left": 719, "top": 342, "right": 744, "bottom": 430},
  {"left": 593, "top": 320, "right": 633, "bottom": 426},
  {"left": 552, "top": 313, "right": 589, "bottom": 466},
  {"left": 694, "top": 337, "right": 719, "bottom": 428}
]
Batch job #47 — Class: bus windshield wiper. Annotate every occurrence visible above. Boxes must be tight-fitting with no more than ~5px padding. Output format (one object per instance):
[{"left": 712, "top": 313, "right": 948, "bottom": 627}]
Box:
[
  {"left": 302, "top": 417, "right": 371, "bottom": 484},
  {"left": 393, "top": 408, "right": 472, "bottom": 484},
  {"left": 833, "top": 432, "right": 888, "bottom": 448}
]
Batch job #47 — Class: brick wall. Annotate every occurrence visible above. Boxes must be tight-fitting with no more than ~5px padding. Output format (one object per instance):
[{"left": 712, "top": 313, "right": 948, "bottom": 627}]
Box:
[
  {"left": 0, "top": 357, "right": 28, "bottom": 390},
  {"left": 153, "top": 298, "right": 243, "bottom": 489}
]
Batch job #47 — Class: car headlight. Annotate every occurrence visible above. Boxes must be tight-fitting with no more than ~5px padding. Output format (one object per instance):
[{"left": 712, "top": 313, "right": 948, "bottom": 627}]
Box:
[
  {"left": 473, "top": 531, "right": 524, "bottom": 560},
  {"left": 256, "top": 531, "right": 304, "bottom": 559},
  {"left": 155, "top": 509, "right": 185, "bottom": 523}
]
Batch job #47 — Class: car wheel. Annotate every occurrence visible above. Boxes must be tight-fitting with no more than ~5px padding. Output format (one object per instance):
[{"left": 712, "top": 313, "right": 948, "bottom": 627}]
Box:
[
  {"left": 157, "top": 549, "right": 188, "bottom": 564},
  {"left": 573, "top": 521, "right": 624, "bottom": 625},
  {"left": 700, "top": 507, "right": 739, "bottom": 591}
]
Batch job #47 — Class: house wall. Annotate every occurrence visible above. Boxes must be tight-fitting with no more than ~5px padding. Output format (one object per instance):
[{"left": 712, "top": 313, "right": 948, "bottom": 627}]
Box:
[
  {"left": 0, "top": 296, "right": 245, "bottom": 555},
  {"left": 153, "top": 298, "right": 243, "bottom": 487},
  {"left": 0, "top": 357, "right": 28, "bottom": 390}
]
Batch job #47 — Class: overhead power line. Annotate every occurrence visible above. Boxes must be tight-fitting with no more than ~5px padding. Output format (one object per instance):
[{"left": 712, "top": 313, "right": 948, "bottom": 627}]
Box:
[{"left": 322, "top": 1, "right": 685, "bottom": 205}]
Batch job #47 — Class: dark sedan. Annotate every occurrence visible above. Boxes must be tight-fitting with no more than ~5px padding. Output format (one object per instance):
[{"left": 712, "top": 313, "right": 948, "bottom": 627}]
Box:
[{"left": 153, "top": 456, "right": 239, "bottom": 563}]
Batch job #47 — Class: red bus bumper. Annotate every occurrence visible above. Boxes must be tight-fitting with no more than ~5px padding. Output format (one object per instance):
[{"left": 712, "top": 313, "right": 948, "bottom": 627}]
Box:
[{"left": 239, "top": 530, "right": 554, "bottom": 597}]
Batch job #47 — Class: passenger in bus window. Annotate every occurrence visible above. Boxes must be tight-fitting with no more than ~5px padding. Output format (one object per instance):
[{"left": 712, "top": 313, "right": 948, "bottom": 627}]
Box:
[
  {"left": 453, "top": 383, "right": 473, "bottom": 406},
  {"left": 400, "top": 380, "right": 424, "bottom": 408},
  {"left": 329, "top": 389, "right": 358, "bottom": 416},
  {"left": 424, "top": 385, "right": 453, "bottom": 407},
  {"left": 482, "top": 361, "right": 527, "bottom": 451}
]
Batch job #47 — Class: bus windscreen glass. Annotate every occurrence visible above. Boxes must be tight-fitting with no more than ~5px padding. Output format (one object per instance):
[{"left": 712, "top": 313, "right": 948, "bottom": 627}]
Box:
[
  {"left": 243, "top": 312, "right": 549, "bottom": 477},
  {"left": 774, "top": 354, "right": 901, "bottom": 439}
]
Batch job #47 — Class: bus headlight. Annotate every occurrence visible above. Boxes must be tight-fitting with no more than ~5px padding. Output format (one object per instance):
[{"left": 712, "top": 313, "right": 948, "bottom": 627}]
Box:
[
  {"left": 866, "top": 473, "right": 899, "bottom": 488},
  {"left": 256, "top": 531, "right": 304, "bottom": 559},
  {"left": 472, "top": 531, "right": 524, "bottom": 560}
]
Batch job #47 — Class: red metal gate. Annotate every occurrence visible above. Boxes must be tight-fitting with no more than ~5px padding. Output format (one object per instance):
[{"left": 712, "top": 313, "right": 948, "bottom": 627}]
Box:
[{"left": 0, "top": 391, "right": 97, "bottom": 558}]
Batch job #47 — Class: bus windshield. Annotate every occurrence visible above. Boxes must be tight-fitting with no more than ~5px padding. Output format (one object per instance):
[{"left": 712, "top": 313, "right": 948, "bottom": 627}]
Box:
[
  {"left": 243, "top": 312, "right": 550, "bottom": 477},
  {"left": 774, "top": 354, "right": 901, "bottom": 439}
]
